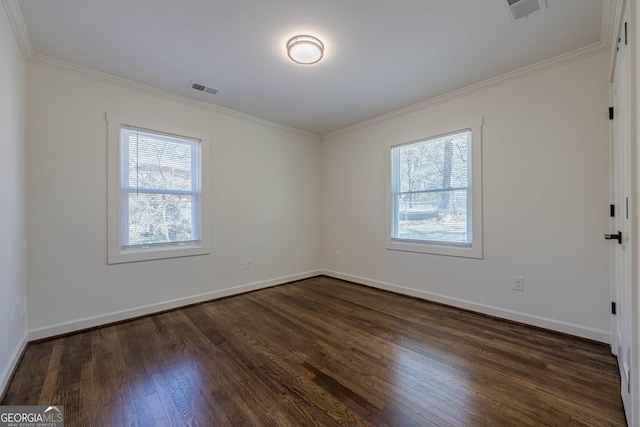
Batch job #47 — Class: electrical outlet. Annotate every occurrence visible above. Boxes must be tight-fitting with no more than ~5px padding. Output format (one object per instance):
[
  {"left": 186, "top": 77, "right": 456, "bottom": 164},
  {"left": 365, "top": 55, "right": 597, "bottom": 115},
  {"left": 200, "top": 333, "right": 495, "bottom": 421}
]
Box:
[
  {"left": 335, "top": 251, "right": 340, "bottom": 260},
  {"left": 512, "top": 276, "right": 524, "bottom": 291},
  {"left": 244, "top": 259, "right": 252, "bottom": 270}
]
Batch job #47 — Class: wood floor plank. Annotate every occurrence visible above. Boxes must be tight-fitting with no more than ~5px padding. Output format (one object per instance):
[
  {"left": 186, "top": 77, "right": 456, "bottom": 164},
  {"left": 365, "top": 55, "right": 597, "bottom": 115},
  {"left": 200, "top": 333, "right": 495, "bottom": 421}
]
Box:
[{"left": 2, "top": 276, "right": 627, "bottom": 426}]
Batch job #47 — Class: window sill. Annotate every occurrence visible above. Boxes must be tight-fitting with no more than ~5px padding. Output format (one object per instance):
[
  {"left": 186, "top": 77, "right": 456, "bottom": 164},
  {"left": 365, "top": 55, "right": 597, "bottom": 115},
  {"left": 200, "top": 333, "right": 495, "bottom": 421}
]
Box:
[
  {"left": 107, "top": 245, "right": 210, "bottom": 264},
  {"left": 386, "top": 239, "right": 482, "bottom": 259}
]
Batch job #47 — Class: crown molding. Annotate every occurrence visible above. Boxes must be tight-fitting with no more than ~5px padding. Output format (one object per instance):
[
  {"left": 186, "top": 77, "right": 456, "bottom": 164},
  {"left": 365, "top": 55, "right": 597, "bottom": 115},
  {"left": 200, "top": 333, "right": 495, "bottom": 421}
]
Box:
[
  {"left": 323, "top": 38, "right": 610, "bottom": 140},
  {"left": 28, "top": 54, "right": 320, "bottom": 140},
  {"left": 1, "top": 0, "right": 33, "bottom": 60},
  {"left": 14, "top": 0, "right": 614, "bottom": 141}
]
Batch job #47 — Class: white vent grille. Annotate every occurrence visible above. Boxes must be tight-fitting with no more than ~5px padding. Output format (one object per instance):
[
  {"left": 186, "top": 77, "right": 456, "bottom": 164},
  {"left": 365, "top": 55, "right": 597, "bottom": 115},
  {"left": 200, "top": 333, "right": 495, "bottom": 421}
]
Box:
[
  {"left": 504, "top": 0, "right": 546, "bottom": 20},
  {"left": 189, "top": 81, "right": 219, "bottom": 95}
]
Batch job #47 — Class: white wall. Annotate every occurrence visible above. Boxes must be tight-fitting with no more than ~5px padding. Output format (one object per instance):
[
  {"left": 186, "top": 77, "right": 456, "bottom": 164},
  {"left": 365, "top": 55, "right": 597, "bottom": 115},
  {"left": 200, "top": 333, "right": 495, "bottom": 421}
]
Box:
[
  {"left": 0, "top": 6, "right": 27, "bottom": 393},
  {"left": 321, "top": 51, "right": 612, "bottom": 341},
  {"left": 21, "top": 42, "right": 613, "bottom": 345},
  {"left": 26, "top": 60, "right": 321, "bottom": 337}
]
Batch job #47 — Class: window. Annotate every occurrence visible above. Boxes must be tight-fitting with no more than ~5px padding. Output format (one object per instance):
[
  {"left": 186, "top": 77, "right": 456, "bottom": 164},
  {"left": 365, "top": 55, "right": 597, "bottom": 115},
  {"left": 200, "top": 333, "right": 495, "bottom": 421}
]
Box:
[
  {"left": 107, "top": 114, "right": 210, "bottom": 264},
  {"left": 387, "top": 118, "right": 483, "bottom": 258}
]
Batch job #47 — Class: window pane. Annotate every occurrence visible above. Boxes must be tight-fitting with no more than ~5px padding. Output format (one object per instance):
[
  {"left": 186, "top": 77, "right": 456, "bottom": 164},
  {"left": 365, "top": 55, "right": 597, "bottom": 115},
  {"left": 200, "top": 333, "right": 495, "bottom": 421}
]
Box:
[
  {"left": 125, "top": 193, "right": 198, "bottom": 246},
  {"left": 397, "top": 131, "right": 470, "bottom": 192},
  {"left": 396, "top": 190, "right": 469, "bottom": 244},
  {"left": 392, "top": 130, "right": 472, "bottom": 246},
  {"left": 122, "top": 127, "right": 197, "bottom": 192},
  {"left": 120, "top": 126, "right": 201, "bottom": 249}
]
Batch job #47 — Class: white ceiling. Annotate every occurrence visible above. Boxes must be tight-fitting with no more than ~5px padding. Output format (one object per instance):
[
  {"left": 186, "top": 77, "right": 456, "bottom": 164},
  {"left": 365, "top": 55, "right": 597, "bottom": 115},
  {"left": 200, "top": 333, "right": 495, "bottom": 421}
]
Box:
[{"left": 16, "top": 0, "right": 607, "bottom": 136}]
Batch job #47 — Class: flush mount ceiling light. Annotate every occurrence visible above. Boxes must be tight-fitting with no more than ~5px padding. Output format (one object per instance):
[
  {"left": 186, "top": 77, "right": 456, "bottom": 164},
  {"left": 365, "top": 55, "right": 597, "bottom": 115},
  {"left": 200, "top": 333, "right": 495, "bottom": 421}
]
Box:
[{"left": 287, "top": 35, "right": 324, "bottom": 65}]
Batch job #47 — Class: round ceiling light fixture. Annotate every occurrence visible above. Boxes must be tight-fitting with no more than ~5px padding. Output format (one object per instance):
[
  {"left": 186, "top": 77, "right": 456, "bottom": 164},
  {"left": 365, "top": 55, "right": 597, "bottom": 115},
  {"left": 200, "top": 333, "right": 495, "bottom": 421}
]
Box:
[{"left": 287, "top": 35, "right": 324, "bottom": 65}]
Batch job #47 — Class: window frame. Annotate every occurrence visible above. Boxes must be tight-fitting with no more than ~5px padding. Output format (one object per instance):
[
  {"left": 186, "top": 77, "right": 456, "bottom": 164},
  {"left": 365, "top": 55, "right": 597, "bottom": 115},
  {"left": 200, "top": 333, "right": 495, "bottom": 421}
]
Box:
[
  {"left": 107, "top": 113, "right": 210, "bottom": 264},
  {"left": 385, "top": 117, "right": 483, "bottom": 259}
]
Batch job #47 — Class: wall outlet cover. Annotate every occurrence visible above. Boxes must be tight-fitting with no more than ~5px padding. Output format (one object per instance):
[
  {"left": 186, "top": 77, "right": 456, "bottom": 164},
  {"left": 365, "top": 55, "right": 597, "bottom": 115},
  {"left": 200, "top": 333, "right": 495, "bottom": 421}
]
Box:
[{"left": 512, "top": 276, "right": 524, "bottom": 291}]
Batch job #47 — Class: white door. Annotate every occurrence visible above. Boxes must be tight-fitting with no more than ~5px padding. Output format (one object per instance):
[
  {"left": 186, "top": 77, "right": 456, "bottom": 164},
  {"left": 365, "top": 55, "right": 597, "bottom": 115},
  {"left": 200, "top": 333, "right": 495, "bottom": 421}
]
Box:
[{"left": 610, "top": 3, "right": 632, "bottom": 423}]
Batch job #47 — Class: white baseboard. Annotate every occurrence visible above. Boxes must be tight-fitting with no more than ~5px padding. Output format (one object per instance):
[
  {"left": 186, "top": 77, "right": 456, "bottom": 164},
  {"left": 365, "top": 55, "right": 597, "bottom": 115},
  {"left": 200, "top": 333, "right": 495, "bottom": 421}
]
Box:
[
  {"left": 25, "top": 268, "right": 611, "bottom": 343},
  {"left": 28, "top": 270, "right": 322, "bottom": 341},
  {"left": 321, "top": 270, "right": 611, "bottom": 343},
  {"left": 0, "top": 332, "right": 28, "bottom": 399}
]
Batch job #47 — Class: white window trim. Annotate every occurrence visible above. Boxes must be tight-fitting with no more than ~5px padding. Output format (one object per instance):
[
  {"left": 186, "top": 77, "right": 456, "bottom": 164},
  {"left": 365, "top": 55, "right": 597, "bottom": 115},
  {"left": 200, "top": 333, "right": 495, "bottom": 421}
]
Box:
[
  {"left": 107, "top": 113, "right": 210, "bottom": 264},
  {"left": 385, "top": 117, "right": 483, "bottom": 259}
]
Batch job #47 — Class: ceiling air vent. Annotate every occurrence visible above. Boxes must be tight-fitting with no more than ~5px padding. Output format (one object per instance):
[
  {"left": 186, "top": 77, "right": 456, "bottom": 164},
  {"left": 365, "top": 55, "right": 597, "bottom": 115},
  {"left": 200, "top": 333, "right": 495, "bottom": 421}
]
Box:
[
  {"left": 504, "top": 0, "right": 546, "bottom": 21},
  {"left": 189, "top": 80, "right": 219, "bottom": 95}
]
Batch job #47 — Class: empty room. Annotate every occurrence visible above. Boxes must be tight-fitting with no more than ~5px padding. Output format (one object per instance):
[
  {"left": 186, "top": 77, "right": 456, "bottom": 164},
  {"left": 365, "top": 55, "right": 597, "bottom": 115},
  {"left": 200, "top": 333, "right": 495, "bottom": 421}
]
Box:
[{"left": 1, "top": 0, "right": 638, "bottom": 425}]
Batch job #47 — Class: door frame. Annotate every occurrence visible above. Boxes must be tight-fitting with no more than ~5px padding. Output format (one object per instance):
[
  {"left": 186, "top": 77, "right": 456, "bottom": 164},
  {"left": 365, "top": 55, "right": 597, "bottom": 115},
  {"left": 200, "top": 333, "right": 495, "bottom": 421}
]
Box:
[{"left": 610, "top": 0, "right": 639, "bottom": 425}]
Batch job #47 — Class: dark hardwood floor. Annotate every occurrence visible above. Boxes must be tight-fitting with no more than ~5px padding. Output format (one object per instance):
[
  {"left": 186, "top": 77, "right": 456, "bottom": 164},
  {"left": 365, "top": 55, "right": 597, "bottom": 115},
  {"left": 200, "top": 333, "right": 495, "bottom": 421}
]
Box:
[{"left": 3, "top": 276, "right": 626, "bottom": 426}]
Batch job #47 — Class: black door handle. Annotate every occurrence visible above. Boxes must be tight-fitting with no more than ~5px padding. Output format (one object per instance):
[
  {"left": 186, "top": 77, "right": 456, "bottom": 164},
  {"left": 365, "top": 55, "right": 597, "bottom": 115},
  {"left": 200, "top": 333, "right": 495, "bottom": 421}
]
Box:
[{"left": 605, "top": 231, "right": 622, "bottom": 244}]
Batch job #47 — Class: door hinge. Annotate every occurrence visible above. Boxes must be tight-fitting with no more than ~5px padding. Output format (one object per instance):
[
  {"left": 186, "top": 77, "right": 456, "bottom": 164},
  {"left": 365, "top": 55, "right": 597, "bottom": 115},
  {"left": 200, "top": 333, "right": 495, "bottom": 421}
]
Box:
[
  {"left": 610, "top": 204, "right": 615, "bottom": 217},
  {"left": 625, "top": 22, "right": 628, "bottom": 45},
  {"left": 612, "top": 301, "right": 617, "bottom": 315},
  {"left": 609, "top": 107, "right": 614, "bottom": 120}
]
